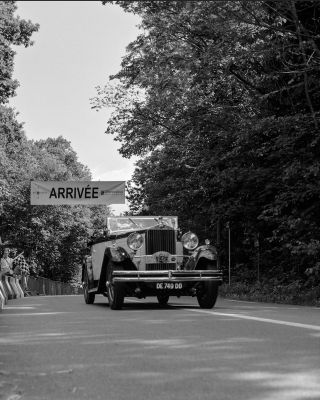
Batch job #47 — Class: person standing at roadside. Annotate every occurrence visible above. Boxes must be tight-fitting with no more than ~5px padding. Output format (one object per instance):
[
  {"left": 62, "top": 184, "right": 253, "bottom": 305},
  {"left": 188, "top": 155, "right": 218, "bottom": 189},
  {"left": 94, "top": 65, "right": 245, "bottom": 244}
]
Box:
[
  {"left": 0, "top": 247, "right": 14, "bottom": 276},
  {"left": 12, "top": 250, "right": 30, "bottom": 294}
]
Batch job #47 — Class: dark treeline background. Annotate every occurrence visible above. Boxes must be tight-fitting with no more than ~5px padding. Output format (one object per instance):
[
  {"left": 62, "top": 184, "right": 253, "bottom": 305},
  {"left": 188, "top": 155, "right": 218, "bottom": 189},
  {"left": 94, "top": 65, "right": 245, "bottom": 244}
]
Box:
[
  {"left": 0, "top": 1, "right": 105, "bottom": 283},
  {"left": 92, "top": 1, "right": 320, "bottom": 303}
]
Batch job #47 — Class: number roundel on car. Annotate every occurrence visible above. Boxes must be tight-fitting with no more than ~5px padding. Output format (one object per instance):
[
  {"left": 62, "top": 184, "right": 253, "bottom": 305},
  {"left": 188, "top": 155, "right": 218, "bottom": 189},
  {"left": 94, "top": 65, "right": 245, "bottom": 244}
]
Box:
[
  {"left": 127, "top": 232, "right": 144, "bottom": 250},
  {"left": 181, "top": 231, "right": 199, "bottom": 250}
]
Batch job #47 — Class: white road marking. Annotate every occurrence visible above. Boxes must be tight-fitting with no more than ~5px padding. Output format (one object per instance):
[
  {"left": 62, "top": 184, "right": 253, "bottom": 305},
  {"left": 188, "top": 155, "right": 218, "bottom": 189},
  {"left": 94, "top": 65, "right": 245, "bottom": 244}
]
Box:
[
  {"left": 126, "top": 299, "right": 144, "bottom": 303},
  {"left": 122, "top": 299, "right": 320, "bottom": 331},
  {"left": 32, "top": 295, "right": 81, "bottom": 297},
  {"left": 2, "top": 306, "right": 35, "bottom": 310},
  {"left": 225, "top": 298, "right": 320, "bottom": 310},
  {"left": 189, "top": 309, "right": 320, "bottom": 331},
  {"left": 3, "top": 312, "right": 70, "bottom": 316}
]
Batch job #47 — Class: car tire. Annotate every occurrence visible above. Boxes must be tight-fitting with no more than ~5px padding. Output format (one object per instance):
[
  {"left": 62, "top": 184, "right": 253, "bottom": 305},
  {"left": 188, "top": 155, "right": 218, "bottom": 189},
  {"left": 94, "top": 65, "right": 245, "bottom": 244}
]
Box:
[
  {"left": 196, "top": 266, "right": 219, "bottom": 309},
  {"left": 83, "top": 269, "right": 95, "bottom": 304},
  {"left": 157, "top": 294, "right": 169, "bottom": 306},
  {"left": 107, "top": 265, "right": 125, "bottom": 310}
]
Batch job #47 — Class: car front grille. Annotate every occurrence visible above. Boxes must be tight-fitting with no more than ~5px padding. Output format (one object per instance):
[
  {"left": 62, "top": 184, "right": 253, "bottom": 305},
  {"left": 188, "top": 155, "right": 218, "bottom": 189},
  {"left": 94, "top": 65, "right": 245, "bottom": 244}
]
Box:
[
  {"left": 145, "top": 228, "right": 177, "bottom": 271},
  {"left": 145, "top": 228, "right": 176, "bottom": 254},
  {"left": 146, "top": 263, "right": 176, "bottom": 271}
]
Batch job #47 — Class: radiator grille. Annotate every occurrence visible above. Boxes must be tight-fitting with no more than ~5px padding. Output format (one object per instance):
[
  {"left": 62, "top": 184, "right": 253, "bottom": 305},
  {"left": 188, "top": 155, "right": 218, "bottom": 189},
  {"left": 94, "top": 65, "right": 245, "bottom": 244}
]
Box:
[
  {"left": 146, "top": 263, "right": 176, "bottom": 271},
  {"left": 145, "top": 228, "right": 176, "bottom": 254},
  {"left": 145, "top": 228, "right": 176, "bottom": 271}
]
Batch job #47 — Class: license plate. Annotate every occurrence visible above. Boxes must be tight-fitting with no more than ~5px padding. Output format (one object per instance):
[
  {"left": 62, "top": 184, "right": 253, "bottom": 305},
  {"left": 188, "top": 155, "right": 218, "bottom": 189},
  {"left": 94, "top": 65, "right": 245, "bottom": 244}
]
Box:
[{"left": 156, "top": 282, "right": 183, "bottom": 290}]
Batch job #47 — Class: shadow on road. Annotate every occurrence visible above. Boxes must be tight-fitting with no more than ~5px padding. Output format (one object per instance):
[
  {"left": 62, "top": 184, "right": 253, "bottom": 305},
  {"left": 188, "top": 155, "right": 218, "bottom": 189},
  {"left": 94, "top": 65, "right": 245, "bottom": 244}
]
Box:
[{"left": 90, "top": 299, "right": 226, "bottom": 311}]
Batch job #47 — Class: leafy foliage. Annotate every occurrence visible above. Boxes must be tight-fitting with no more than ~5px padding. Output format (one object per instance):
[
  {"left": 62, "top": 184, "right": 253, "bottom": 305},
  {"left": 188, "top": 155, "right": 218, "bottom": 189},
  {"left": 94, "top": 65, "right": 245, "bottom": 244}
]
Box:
[
  {"left": 0, "top": 1, "right": 39, "bottom": 104},
  {"left": 0, "top": 118, "right": 106, "bottom": 281},
  {"left": 94, "top": 1, "right": 320, "bottom": 294},
  {"left": 0, "top": 2, "right": 106, "bottom": 283}
]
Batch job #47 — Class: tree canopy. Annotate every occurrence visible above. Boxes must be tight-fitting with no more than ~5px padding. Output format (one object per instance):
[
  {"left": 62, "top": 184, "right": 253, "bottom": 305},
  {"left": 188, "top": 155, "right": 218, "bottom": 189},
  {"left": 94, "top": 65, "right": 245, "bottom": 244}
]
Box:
[
  {"left": 94, "top": 1, "right": 320, "bottom": 290},
  {"left": 0, "top": 116, "right": 106, "bottom": 281},
  {"left": 0, "top": 0, "right": 39, "bottom": 104},
  {"left": 0, "top": 2, "right": 106, "bottom": 282}
]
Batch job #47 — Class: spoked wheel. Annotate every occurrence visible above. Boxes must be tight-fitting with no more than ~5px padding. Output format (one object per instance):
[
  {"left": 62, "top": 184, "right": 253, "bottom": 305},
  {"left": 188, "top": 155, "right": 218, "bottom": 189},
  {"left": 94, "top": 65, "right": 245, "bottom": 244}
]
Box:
[
  {"left": 196, "top": 280, "right": 218, "bottom": 309},
  {"left": 83, "top": 270, "right": 95, "bottom": 304},
  {"left": 107, "top": 265, "right": 125, "bottom": 310},
  {"left": 157, "top": 294, "right": 170, "bottom": 306}
]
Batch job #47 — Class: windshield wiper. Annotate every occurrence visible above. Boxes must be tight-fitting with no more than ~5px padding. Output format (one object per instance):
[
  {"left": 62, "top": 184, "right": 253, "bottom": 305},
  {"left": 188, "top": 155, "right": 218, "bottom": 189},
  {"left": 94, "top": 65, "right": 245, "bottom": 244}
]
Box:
[{"left": 129, "top": 218, "right": 140, "bottom": 228}]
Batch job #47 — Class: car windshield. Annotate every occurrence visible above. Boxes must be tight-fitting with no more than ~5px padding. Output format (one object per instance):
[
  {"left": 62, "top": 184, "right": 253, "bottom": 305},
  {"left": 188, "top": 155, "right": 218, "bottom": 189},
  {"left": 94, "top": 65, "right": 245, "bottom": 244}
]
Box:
[{"left": 107, "top": 216, "right": 178, "bottom": 233}]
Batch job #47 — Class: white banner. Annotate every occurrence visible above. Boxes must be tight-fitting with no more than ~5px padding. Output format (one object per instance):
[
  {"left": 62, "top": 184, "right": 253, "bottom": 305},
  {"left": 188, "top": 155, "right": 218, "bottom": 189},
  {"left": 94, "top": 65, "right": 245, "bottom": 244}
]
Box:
[{"left": 30, "top": 181, "right": 125, "bottom": 205}]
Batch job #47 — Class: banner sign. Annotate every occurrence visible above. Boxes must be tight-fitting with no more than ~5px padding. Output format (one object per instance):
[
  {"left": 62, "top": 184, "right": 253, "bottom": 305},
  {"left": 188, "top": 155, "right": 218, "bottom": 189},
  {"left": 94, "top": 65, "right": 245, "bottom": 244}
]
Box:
[{"left": 30, "top": 181, "right": 125, "bottom": 205}]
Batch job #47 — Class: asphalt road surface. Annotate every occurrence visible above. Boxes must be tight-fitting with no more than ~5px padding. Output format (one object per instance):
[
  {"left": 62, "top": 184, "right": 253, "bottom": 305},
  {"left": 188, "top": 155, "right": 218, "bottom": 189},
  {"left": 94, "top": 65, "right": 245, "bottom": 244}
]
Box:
[{"left": 1, "top": 295, "right": 320, "bottom": 400}]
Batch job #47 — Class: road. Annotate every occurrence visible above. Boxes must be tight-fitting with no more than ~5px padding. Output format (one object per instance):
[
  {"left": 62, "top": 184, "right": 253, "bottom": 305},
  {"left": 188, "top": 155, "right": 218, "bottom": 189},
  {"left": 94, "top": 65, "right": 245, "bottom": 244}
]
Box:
[{"left": 0, "top": 295, "right": 319, "bottom": 400}]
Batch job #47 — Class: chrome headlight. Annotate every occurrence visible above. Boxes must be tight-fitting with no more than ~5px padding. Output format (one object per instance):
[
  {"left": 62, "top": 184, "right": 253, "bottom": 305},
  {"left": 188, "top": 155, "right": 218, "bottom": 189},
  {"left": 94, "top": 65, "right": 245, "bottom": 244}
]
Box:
[
  {"left": 181, "top": 231, "right": 199, "bottom": 250},
  {"left": 127, "top": 232, "right": 143, "bottom": 250}
]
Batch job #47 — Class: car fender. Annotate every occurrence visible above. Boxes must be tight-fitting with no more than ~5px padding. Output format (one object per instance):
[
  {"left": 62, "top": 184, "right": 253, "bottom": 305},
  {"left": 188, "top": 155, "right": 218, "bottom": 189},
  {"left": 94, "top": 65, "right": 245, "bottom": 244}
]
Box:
[
  {"left": 106, "top": 246, "right": 131, "bottom": 263},
  {"left": 185, "top": 245, "right": 217, "bottom": 270},
  {"left": 97, "top": 246, "right": 136, "bottom": 293}
]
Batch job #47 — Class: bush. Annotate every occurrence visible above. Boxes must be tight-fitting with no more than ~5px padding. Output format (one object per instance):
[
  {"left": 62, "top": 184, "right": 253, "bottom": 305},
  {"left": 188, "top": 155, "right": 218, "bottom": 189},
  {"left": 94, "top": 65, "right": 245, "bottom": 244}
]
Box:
[{"left": 219, "top": 281, "right": 320, "bottom": 307}]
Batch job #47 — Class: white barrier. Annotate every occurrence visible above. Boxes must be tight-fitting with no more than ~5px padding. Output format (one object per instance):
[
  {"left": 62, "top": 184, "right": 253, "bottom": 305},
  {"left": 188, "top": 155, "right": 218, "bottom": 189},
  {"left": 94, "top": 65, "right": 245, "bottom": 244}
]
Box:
[
  {"left": 15, "top": 277, "right": 24, "bottom": 298},
  {"left": 0, "top": 275, "right": 24, "bottom": 311},
  {"left": 8, "top": 277, "right": 20, "bottom": 299},
  {"left": 0, "top": 286, "right": 5, "bottom": 309},
  {"left": 3, "top": 276, "right": 14, "bottom": 300},
  {"left": 0, "top": 278, "right": 8, "bottom": 308}
]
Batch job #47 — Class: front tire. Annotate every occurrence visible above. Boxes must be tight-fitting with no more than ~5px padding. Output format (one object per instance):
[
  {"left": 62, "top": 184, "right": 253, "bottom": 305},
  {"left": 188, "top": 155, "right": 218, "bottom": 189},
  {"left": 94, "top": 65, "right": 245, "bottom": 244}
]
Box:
[
  {"left": 83, "top": 270, "right": 95, "bottom": 304},
  {"left": 107, "top": 265, "right": 125, "bottom": 310},
  {"left": 196, "top": 277, "right": 218, "bottom": 309}
]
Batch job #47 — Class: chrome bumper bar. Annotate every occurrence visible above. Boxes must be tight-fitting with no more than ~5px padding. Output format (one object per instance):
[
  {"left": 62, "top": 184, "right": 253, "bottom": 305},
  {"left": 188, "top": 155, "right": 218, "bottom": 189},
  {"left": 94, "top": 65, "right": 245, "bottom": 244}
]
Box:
[{"left": 112, "top": 270, "right": 223, "bottom": 283}]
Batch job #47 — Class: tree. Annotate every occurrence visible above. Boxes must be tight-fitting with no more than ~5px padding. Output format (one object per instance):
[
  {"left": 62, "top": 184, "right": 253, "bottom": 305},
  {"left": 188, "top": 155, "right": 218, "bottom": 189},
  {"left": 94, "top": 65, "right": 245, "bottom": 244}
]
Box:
[
  {"left": 95, "top": 1, "right": 320, "bottom": 289},
  {"left": 0, "top": 2, "right": 108, "bottom": 283},
  {"left": 1, "top": 133, "right": 107, "bottom": 282},
  {"left": 0, "top": 0, "right": 39, "bottom": 104}
]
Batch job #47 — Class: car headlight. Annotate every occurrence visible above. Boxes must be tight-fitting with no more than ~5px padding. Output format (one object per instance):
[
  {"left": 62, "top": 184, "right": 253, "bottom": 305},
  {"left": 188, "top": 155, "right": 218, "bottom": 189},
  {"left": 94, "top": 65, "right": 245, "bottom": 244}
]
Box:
[
  {"left": 127, "top": 232, "right": 143, "bottom": 250},
  {"left": 181, "top": 231, "right": 199, "bottom": 250}
]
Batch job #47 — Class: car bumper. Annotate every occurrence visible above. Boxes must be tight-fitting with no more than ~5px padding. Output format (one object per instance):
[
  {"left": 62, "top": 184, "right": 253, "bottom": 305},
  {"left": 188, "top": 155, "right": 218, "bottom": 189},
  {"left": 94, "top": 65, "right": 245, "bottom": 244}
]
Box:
[{"left": 112, "top": 270, "right": 223, "bottom": 283}]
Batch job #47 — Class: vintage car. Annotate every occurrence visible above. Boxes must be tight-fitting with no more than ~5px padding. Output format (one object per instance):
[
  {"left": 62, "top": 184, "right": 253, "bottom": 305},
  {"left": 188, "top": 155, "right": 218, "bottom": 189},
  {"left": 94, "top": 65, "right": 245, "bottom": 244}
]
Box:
[{"left": 82, "top": 216, "right": 223, "bottom": 310}]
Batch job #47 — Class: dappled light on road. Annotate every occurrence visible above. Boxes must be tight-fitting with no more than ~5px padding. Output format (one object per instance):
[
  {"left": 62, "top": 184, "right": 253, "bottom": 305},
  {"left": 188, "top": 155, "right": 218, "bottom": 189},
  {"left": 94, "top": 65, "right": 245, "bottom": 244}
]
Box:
[
  {"left": 1, "top": 296, "right": 319, "bottom": 400},
  {"left": 225, "top": 370, "right": 320, "bottom": 400}
]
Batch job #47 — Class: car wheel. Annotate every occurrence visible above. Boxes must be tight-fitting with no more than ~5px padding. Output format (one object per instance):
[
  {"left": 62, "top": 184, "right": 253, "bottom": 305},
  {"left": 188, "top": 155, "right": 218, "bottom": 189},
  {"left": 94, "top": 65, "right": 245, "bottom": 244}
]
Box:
[
  {"left": 157, "top": 294, "right": 169, "bottom": 306},
  {"left": 107, "top": 265, "right": 125, "bottom": 310},
  {"left": 196, "top": 266, "right": 219, "bottom": 309},
  {"left": 83, "top": 270, "right": 95, "bottom": 304}
]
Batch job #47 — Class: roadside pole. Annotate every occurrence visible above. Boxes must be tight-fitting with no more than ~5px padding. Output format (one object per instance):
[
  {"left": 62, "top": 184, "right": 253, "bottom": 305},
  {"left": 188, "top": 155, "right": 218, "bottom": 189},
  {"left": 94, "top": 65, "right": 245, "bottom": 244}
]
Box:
[
  {"left": 254, "top": 233, "right": 260, "bottom": 282},
  {"left": 216, "top": 218, "right": 221, "bottom": 270},
  {"left": 226, "top": 222, "right": 231, "bottom": 286}
]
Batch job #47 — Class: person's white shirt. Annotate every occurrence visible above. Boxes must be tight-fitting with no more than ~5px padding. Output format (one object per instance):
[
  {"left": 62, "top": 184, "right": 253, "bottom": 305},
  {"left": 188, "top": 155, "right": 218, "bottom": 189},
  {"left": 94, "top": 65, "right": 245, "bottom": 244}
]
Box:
[{"left": 0, "top": 250, "right": 14, "bottom": 275}]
